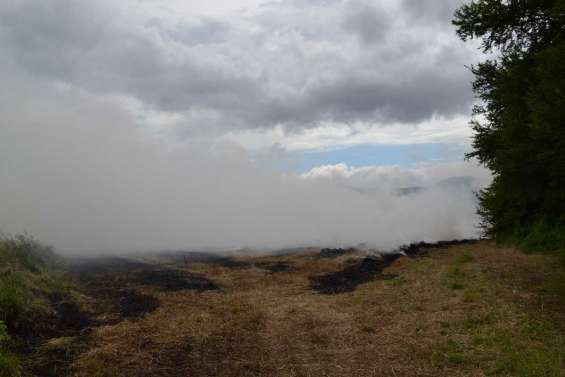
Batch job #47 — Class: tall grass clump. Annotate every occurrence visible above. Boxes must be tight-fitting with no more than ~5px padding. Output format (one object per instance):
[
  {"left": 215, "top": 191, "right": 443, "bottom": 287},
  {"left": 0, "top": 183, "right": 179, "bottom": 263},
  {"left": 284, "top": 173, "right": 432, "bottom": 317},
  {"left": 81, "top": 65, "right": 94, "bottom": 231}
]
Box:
[
  {"left": 510, "top": 223, "right": 565, "bottom": 262},
  {"left": 0, "top": 320, "right": 21, "bottom": 376},
  {"left": 0, "top": 233, "right": 75, "bottom": 375}
]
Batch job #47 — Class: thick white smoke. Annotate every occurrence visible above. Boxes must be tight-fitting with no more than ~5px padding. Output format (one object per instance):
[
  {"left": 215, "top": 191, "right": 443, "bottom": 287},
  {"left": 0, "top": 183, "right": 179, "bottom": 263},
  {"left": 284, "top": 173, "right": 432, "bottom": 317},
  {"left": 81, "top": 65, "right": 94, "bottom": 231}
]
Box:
[{"left": 0, "top": 78, "right": 490, "bottom": 254}]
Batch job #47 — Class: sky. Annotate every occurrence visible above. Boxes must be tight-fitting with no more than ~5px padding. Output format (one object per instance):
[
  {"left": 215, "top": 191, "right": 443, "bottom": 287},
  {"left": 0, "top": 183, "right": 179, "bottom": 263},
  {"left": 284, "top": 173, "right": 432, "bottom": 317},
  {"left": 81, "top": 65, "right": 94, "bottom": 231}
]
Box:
[{"left": 0, "top": 0, "right": 491, "bottom": 253}]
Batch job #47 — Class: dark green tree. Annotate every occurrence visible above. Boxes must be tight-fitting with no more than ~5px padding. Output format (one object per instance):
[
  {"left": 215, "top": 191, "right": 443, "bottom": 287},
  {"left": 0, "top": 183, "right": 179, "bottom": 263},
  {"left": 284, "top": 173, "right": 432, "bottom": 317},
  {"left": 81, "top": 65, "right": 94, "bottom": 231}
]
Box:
[{"left": 453, "top": 0, "right": 565, "bottom": 249}]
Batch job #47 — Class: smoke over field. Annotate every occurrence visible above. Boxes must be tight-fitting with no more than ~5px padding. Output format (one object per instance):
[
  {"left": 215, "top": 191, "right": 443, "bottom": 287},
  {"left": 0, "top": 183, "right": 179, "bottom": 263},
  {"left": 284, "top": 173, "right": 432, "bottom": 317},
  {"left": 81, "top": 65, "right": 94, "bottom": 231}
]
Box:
[
  {"left": 0, "top": 0, "right": 491, "bottom": 254},
  {"left": 0, "top": 80, "right": 490, "bottom": 253}
]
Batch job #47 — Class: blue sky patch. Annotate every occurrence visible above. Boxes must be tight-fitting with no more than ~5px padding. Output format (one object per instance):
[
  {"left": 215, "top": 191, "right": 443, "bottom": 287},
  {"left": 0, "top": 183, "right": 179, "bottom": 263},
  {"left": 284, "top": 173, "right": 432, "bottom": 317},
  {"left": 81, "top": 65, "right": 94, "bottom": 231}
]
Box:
[{"left": 262, "top": 143, "right": 465, "bottom": 173}]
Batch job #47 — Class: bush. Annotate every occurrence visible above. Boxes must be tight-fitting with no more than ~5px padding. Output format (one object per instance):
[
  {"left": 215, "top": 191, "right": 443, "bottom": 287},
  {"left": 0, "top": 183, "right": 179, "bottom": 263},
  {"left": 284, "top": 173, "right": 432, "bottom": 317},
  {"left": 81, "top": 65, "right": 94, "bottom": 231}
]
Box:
[
  {"left": 504, "top": 223, "right": 565, "bottom": 261},
  {"left": 0, "top": 321, "right": 21, "bottom": 377},
  {"left": 0, "top": 274, "right": 30, "bottom": 327},
  {"left": 0, "top": 233, "right": 72, "bottom": 338},
  {"left": 0, "top": 233, "right": 58, "bottom": 272}
]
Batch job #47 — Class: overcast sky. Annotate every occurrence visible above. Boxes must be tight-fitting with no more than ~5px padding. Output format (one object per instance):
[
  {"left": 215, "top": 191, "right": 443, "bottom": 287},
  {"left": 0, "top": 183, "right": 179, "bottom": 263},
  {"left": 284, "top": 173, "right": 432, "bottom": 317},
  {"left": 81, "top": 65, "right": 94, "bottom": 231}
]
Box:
[{"left": 0, "top": 0, "right": 490, "bottom": 253}]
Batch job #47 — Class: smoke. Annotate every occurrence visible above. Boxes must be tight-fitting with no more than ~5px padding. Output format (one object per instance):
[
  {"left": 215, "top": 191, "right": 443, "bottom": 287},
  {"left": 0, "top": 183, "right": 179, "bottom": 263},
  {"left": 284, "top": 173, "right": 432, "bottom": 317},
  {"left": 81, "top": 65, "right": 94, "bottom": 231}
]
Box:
[{"left": 0, "top": 77, "right": 490, "bottom": 254}]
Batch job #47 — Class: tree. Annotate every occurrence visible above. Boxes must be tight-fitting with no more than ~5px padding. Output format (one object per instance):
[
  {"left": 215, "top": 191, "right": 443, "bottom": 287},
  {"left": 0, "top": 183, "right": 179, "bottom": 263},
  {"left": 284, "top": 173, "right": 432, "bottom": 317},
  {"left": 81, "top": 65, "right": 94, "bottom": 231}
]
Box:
[{"left": 453, "top": 0, "right": 565, "bottom": 248}]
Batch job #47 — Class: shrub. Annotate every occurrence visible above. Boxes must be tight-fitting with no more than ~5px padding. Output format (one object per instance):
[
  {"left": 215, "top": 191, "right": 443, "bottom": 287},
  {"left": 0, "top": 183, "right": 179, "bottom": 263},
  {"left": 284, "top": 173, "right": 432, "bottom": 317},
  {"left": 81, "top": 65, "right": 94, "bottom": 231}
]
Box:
[
  {"left": 0, "top": 233, "right": 58, "bottom": 272},
  {"left": 0, "top": 321, "right": 21, "bottom": 377}
]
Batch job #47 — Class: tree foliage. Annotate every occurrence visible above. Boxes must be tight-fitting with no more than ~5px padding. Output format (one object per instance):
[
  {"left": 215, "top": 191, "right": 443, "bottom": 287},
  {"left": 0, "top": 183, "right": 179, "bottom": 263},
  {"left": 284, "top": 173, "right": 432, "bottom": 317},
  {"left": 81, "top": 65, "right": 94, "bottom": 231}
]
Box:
[{"left": 453, "top": 0, "right": 565, "bottom": 247}]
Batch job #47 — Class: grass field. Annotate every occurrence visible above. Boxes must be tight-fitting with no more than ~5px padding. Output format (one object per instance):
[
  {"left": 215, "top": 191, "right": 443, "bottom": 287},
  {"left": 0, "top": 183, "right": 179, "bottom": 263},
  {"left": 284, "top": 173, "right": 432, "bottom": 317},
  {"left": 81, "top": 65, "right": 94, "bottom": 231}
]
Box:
[{"left": 62, "top": 241, "right": 565, "bottom": 377}]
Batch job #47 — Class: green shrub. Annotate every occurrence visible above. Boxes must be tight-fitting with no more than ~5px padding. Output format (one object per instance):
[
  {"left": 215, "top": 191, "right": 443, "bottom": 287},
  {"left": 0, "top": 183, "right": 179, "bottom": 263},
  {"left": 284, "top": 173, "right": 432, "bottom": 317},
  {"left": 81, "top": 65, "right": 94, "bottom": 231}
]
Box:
[
  {"left": 514, "top": 223, "right": 565, "bottom": 258},
  {"left": 0, "top": 234, "right": 69, "bottom": 338},
  {"left": 0, "top": 233, "right": 58, "bottom": 272},
  {"left": 0, "top": 274, "right": 30, "bottom": 326},
  {"left": 0, "top": 321, "right": 21, "bottom": 377}
]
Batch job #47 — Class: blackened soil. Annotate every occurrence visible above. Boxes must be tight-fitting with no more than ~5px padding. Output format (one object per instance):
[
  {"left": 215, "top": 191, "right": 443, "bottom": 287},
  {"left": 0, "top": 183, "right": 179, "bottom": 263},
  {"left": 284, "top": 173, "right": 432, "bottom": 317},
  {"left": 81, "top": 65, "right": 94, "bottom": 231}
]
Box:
[
  {"left": 319, "top": 248, "right": 356, "bottom": 258},
  {"left": 80, "top": 286, "right": 159, "bottom": 323},
  {"left": 69, "top": 256, "right": 153, "bottom": 275},
  {"left": 255, "top": 261, "right": 295, "bottom": 273},
  {"left": 153, "top": 251, "right": 252, "bottom": 269},
  {"left": 49, "top": 293, "right": 92, "bottom": 334},
  {"left": 132, "top": 269, "right": 218, "bottom": 291},
  {"left": 311, "top": 239, "right": 479, "bottom": 294},
  {"left": 117, "top": 289, "right": 160, "bottom": 318},
  {"left": 17, "top": 295, "right": 92, "bottom": 377},
  {"left": 69, "top": 257, "right": 218, "bottom": 326},
  {"left": 209, "top": 258, "right": 253, "bottom": 269},
  {"left": 399, "top": 239, "right": 478, "bottom": 256},
  {"left": 70, "top": 257, "right": 219, "bottom": 292},
  {"left": 310, "top": 256, "right": 399, "bottom": 294}
]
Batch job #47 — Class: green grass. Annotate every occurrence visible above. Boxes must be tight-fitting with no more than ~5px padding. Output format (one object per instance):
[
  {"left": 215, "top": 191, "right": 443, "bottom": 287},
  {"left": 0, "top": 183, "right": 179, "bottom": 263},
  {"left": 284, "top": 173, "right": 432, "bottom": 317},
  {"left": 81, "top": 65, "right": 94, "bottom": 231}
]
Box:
[
  {"left": 444, "top": 250, "right": 475, "bottom": 290},
  {"left": 0, "top": 321, "right": 21, "bottom": 377},
  {"left": 434, "top": 312, "right": 565, "bottom": 376},
  {"left": 543, "top": 269, "right": 565, "bottom": 298},
  {"left": 506, "top": 223, "right": 565, "bottom": 263},
  {"left": 431, "top": 339, "right": 473, "bottom": 368},
  {"left": 434, "top": 248, "right": 565, "bottom": 376},
  {"left": 488, "top": 320, "right": 565, "bottom": 377},
  {"left": 0, "top": 234, "right": 77, "bottom": 376}
]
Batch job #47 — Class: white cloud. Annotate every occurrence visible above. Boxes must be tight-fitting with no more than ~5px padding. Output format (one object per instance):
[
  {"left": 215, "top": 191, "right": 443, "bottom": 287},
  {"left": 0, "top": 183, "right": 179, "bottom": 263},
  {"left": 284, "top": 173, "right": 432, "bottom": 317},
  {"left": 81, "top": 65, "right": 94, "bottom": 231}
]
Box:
[{"left": 220, "top": 115, "right": 474, "bottom": 152}]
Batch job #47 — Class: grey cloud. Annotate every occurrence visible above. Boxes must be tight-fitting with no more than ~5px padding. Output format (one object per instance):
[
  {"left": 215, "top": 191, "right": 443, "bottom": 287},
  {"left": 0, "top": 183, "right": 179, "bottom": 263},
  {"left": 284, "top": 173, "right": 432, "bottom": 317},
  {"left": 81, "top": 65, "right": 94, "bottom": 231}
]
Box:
[
  {"left": 149, "top": 18, "right": 231, "bottom": 46},
  {"left": 343, "top": 1, "right": 391, "bottom": 44},
  {"left": 0, "top": 0, "right": 476, "bottom": 133},
  {"left": 296, "top": 66, "right": 473, "bottom": 125},
  {"left": 400, "top": 0, "right": 465, "bottom": 25}
]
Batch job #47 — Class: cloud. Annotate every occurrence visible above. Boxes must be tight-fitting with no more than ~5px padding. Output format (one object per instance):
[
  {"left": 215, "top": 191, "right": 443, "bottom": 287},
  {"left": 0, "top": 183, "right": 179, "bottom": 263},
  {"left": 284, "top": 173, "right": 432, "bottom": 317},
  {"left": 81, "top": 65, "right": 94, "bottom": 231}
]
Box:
[
  {"left": 0, "top": 0, "right": 476, "bottom": 135},
  {"left": 400, "top": 0, "right": 466, "bottom": 25},
  {"left": 342, "top": 1, "right": 391, "bottom": 44},
  {"left": 0, "top": 75, "right": 489, "bottom": 253},
  {"left": 0, "top": 0, "right": 490, "bottom": 253}
]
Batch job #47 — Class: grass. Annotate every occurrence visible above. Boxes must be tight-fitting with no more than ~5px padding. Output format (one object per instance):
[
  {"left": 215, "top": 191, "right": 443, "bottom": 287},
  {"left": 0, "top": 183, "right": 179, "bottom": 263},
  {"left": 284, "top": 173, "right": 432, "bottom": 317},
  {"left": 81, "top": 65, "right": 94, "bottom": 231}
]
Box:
[
  {"left": 431, "top": 339, "right": 473, "bottom": 368},
  {"left": 0, "top": 321, "right": 21, "bottom": 377},
  {"left": 68, "top": 242, "right": 565, "bottom": 377},
  {"left": 0, "top": 234, "right": 79, "bottom": 377},
  {"left": 2, "top": 234, "right": 562, "bottom": 376},
  {"left": 506, "top": 223, "right": 565, "bottom": 264},
  {"left": 431, "top": 245, "right": 565, "bottom": 376}
]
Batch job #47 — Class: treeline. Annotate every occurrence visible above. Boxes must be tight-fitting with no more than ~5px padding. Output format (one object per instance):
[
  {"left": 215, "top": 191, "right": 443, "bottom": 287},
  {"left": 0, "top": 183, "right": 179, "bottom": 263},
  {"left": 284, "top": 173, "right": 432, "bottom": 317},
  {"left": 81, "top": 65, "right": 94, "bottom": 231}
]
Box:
[{"left": 454, "top": 0, "right": 565, "bottom": 254}]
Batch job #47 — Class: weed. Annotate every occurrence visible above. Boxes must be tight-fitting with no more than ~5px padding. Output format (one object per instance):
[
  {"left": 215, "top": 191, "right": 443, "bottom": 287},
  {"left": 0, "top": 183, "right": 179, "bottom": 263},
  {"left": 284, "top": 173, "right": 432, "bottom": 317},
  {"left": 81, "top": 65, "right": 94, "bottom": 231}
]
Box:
[
  {"left": 489, "top": 325, "right": 565, "bottom": 377},
  {"left": 0, "top": 234, "right": 82, "bottom": 376},
  {"left": 462, "top": 311, "right": 495, "bottom": 329},
  {"left": 431, "top": 340, "right": 472, "bottom": 368},
  {"left": 543, "top": 270, "right": 565, "bottom": 298},
  {"left": 454, "top": 251, "right": 474, "bottom": 265},
  {"left": 0, "top": 321, "right": 21, "bottom": 377}
]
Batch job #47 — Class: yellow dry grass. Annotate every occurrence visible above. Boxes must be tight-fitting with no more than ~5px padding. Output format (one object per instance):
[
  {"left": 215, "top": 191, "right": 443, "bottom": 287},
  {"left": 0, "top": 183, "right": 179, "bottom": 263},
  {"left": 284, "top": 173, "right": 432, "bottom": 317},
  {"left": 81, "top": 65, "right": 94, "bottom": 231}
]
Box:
[{"left": 70, "top": 242, "right": 565, "bottom": 377}]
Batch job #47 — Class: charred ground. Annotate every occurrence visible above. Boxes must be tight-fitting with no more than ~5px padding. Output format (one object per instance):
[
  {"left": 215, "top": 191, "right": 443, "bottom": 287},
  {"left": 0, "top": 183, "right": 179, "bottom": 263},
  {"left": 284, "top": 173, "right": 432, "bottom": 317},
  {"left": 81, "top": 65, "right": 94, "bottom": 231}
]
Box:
[{"left": 6, "top": 240, "right": 565, "bottom": 377}]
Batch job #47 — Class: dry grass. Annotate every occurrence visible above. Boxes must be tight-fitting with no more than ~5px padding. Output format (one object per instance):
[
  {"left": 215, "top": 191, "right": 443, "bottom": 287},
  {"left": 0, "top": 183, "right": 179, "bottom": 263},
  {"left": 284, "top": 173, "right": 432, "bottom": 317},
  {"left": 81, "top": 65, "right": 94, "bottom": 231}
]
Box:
[{"left": 71, "top": 242, "right": 565, "bottom": 377}]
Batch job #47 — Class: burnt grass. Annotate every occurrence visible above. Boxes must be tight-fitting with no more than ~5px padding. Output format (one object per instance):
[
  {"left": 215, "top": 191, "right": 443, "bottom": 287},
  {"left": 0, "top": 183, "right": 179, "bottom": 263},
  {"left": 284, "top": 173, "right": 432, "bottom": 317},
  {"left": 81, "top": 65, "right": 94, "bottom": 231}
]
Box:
[
  {"left": 319, "top": 248, "right": 356, "bottom": 258},
  {"left": 398, "top": 239, "right": 479, "bottom": 255},
  {"left": 132, "top": 269, "right": 218, "bottom": 291},
  {"left": 70, "top": 256, "right": 218, "bottom": 292},
  {"left": 116, "top": 289, "right": 160, "bottom": 318},
  {"left": 255, "top": 261, "right": 295, "bottom": 273},
  {"left": 69, "top": 256, "right": 219, "bottom": 324},
  {"left": 310, "top": 255, "right": 401, "bottom": 294},
  {"left": 311, "top": 239, "right": 478, "bottom": 294}
]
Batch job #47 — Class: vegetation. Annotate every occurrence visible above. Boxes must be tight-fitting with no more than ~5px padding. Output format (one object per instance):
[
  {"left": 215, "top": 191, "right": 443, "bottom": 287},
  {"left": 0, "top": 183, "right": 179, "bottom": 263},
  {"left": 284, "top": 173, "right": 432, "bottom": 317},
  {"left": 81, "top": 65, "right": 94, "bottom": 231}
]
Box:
[
  {"left": 453, "top": 0, "right": 565, "bottom": 253},
  {"left": 0, "top": 234, "right": 77, "bottom": 376},
  {"left": 0, "top": 320, "right": 21, "bottom": 377},
  {"left": 70, "top": 242, "right": 565, "bottom": 376}
]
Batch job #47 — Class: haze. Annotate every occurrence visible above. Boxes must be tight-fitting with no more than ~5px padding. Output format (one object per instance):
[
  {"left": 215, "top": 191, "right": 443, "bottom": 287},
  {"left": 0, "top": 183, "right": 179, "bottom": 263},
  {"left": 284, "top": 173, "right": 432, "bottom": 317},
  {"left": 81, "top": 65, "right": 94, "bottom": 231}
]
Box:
[{"left": 0, "top": 0, "right": 491, "bottom": 254}]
